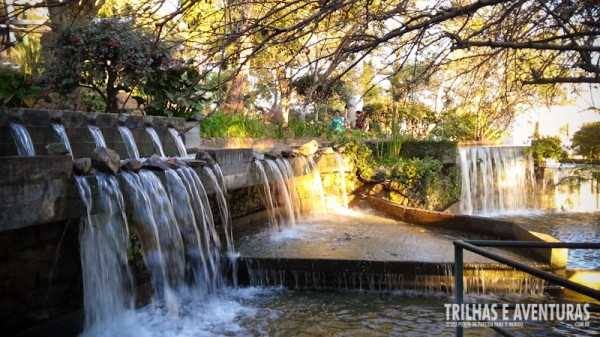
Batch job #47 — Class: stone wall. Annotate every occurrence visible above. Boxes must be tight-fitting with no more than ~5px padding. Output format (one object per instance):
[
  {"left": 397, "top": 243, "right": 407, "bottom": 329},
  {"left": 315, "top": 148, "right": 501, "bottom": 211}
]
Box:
[{"left": 0, "top": 219, "right": 82, "bottom": 336}]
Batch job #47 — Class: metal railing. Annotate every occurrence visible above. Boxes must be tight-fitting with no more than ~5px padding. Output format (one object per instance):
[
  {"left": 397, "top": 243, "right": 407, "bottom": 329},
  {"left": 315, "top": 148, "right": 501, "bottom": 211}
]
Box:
[{"left": 453, "top": 240, "right": 600, "bottom": 337}]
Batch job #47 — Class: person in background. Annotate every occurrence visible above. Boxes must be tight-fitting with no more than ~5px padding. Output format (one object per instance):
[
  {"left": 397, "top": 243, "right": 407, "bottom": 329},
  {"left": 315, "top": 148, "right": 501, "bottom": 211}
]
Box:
[
  {"left": 331, "top": 110, "right": 345, "bottom": 132},
  {"left": 354, "top": 110, "right": 369, "bottom": 132}
]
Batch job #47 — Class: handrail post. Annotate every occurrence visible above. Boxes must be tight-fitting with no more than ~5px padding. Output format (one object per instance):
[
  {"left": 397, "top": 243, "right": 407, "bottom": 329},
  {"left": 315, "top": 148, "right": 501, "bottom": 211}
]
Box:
[{"left": 454, "top": 243, "right": 464, "bottom": 337}]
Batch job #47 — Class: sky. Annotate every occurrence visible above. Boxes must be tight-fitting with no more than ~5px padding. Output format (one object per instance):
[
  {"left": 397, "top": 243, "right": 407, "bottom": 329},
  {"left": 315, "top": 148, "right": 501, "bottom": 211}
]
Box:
[{"left": 505, "top": 85, "right": 600, "bottom": 146}]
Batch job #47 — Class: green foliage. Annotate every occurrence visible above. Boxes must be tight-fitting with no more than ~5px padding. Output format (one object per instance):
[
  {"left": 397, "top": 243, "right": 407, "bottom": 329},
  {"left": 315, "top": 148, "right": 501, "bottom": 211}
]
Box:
[
  {"left": 138, "top": 59, "right": 213, "bottom": 120},
  {"left": 527, "top": 135, "right": 565, "bottom": 161},
  {"left": 0, "top": 71, "right": 38, "bottom": 107},
  {"left": 82, "top": 91, "right": 107, "bottom": 112},
  {"left": 400, "top": 139, "right": 458, "bottom": 162},
  {"left": 572, "top": 122, "right": 600, "bottom": 160},
  {"left": 343, "top": 139, "right": 374, "bottom": 179},
  {"left": 429, "top": 108, "right": 477, "bottom": 141},
  {"left": 287, "top": 117, "right": 328, "bottom": 139},
  {"left": 11, "top": 36, "right": 43, "bottom": 75},
  {"left": 292, "top": 74, "right": 351, "bottom": 106},
  {"left": 200, "top": 110, "right": 268, "bottom": 138},
  {"left": 385, "top": 157, "right": 442, "bottom": 206},
  {"left": 343, "top": 137, "right": 460, "bottom": 209},
  {"left": 42, "top": 18, "right": 171, "bottom": 113}
]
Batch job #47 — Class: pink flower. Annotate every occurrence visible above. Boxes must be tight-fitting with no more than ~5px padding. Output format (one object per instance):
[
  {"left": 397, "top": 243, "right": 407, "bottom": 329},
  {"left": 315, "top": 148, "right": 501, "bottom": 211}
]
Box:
[{"left": 106, "top": 38, "right": 120, "bottom": 47}]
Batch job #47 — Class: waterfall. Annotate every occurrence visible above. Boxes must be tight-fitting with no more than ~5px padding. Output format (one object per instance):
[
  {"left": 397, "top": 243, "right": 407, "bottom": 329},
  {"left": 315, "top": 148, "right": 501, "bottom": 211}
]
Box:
[
  {"left": 121, "top": 171, "right": 186, "bottom": 317},
  {"left": 75, "top": 174, "right": 134, "bottom": 330},
  {"left": 458, "top": 146, "right": 534, "bottom": 215},
  {"left": 118, "top": 126, "right": 140, "bottom": 159},
  {"left": 52, "top": 123, "right": 73, "bottom": 158},
  {"left": 202, "top": 166, "right": 234, "bottom": 253},
  {"left": 255, "top": 160, "right": 283, "bottom": 231},
  {"left": 333, "top": 153, "right": 349, "bottom": 210},
  {"left": 165, "top": 168, "right": 223, "bottom": 294},
  {"left": 276, "top": 158, "right": 301, "bottom": 220},
  {"left": 146, "top": 127, "right": 166, "bottom": 157},
  {"left": 168, "top": 127, "right": 189, "bottom": 158},
  {"left": 87, "top": 125, "right": 107, "bottom": 148},
  {"left": 9, "top": 123, "right": 35, "bottom": 156},
  {"left": 213, "top": 164, "right": 228, "bottom": 195},
  {"left": 264, "top": 159, "right": 297, "bottom": 227},
  {"left": 298, "top": 156, "right": 326, "bottom": 213}
]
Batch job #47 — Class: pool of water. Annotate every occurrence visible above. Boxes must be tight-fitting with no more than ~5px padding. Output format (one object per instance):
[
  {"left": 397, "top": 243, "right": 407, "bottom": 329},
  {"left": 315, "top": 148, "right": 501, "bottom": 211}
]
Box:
[
  {"left": 80, "top": 287, "right": 599, "bottom": 337},
  {"left": 489, "top": 211, "right": 600, "bottom": 270},
  {"left": 235, "top": 209, "right": 533, "bottom": 264}
]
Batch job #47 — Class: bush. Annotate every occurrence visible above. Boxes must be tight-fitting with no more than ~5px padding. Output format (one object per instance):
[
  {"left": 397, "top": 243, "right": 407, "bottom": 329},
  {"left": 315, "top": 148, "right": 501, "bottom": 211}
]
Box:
[
  {"left": 572, "top": 122, "right": 600, "bottom": 160},
  {"left": 42, "top": 18, "right": 171, "bottom": 113},
  {"left": 527, "top": 135, "right": 565, "bottom": 161},
  {"left": 200, "top": 111, "right": 268, "bottom": 138},
  {"left": 0, "top": 71, "right": 38, "bottom": 107}
]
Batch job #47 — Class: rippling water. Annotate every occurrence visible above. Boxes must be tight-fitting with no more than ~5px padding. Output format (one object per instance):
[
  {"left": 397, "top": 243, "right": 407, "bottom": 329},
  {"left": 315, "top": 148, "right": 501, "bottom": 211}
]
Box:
[
  {"left": 79, "top": 287, "right": 599, "bottom": 337},
  {"left": 495, "top": 211, "right": 600, "bottom": 270}
]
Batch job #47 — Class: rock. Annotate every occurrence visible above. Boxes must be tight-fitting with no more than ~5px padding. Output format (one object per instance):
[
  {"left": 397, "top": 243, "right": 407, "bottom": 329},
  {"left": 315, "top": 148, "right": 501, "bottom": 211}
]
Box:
[
  {"left": 266, "top": 143, "right": 294, "bottom": 158},
  {"left": 321, "top": 147, "right": 334, "bottom": 154},
  {"left": 91, "top": 147, "right": 120, "bottom": 174},
  {"left": 72, "top": 158, "right": 92, "bottom": 175},
  {"left": 195, "top": 151, "right": 216, "bottom": 166},
  {"left": 253, "top": 150, "right": 265, "bottom": 161},
  {"left": 181, "top": 159, "right": 206, "bottom": 168},
  {"left": 45, "top": 142, "right": 69, "bottom": 156},
  {"left": 121, "top": 159, "right": 143, "bottom": 172},
  {"left": 297, "top": 140, "right": 319, "bottom": 156},
  {"left": 142, "top": 154, "right": 170, "bottom": 171}
]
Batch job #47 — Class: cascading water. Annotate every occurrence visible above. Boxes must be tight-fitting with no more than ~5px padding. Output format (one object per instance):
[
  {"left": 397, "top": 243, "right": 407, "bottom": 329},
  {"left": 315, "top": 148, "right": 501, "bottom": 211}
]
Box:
[
  {"left": 168, "top": 127, "right": 189, "bottom": 158},
  {"left": 202, "top": 166, "right": 234, "bottom": 253},
  {"left": 121, "top": 171, "right": 186, "bottom": 317},
  {"left": 74, "top": 174, "right": 134, "bottom": 330},
  {"left": 458, "top": 146, "right": 534, "bottom": 215},
  {"left": 52, "top": 123, "right": 73, "bottom": 158},
  {"left": 298, "top": 156, "right": 326, "bottom": 213},
  {"left": 255, "top": 160, "right": 284, "bottom": 231},
  {"left": 118, "top": 126, "right": 140, "bottom": 159},
  {"left": 275, "top": 158, "right": 302, "bottom": 220},
  {"left": 264, "top": 159, "right": 297, "bottom": 227},
  {"left": 145, "top": 127, "right": 166, "bottom": 157},
  {"left": 9, "top": 123, "right": 35, "bottom": 156},
  {"left": 87, "top": 125, "right": 107, "bottom": 148},
  {"left": 332, "top": 152, "right": 349, "bottom": 210}
]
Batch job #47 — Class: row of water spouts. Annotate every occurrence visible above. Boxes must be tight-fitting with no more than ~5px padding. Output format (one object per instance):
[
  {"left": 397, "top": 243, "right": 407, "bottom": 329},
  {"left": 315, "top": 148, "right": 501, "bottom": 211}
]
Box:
[
  {"left": 9, "top": 121, "right": 188, "bottom": 159},
  {"left": 9, "top": 120, "right": 346, "bottom": 333}
]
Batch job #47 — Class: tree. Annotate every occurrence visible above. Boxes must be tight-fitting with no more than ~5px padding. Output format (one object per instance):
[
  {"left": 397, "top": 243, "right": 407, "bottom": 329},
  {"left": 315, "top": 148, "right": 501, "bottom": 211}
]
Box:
[
  {"left": 572, "top": 122, "right": 600, "bottom": 160},
  {"left": 42, "top": 18, "right": 171, "bottom": 113},
  {"left": 528, "top": 136, "right": 565, "bottom": 161}
]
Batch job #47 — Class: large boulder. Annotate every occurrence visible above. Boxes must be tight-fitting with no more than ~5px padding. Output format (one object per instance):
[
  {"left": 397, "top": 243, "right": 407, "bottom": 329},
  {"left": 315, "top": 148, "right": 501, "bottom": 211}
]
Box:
[
  {"left": 195, "top": 151, "right": 216, "bottom": 166},
  {"left": 73, "top": 158, "right": 92, "bottom": 175},
  {"left": 91, "top": 147, "right": 120, "bottom": 174},
  {"left": 142, "top": 154, "right": 171, "bottom": 171},
  {"left": 296, "top": 140, "right": 319, "bottom": 156},
  {"left": 121, "top": 158, "right": 143, "bottom": 172}
]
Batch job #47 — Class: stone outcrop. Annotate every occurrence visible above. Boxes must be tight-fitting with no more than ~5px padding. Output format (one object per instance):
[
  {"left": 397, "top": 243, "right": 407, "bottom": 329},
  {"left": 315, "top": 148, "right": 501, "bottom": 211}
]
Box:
[{"left": 91, "top": 147, "right": 120, "bottom": 174}]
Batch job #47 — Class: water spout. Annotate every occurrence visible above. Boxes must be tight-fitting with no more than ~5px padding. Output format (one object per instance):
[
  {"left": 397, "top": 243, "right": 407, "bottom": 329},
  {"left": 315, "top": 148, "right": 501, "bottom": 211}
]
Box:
[
  {"left": 9, "top": 123, "right": 35, "bottom": 156},
  {"left": 118, "top": 126, "right": 140, "bottom": 159},
  {"left": 87, "top": 125, "right": 107, "bottom": 148},
  {"left": 146, "top": 127, "right": 166, "bottom": 157},
  {"left": 75, "top": 174, "right": 134, "bottom": 330},
  {"left": 52, "top": 124, "right": 73, "bottom": 158},
  {"left": 168, "top": 127, "right": 188, "bottom": 158}
]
